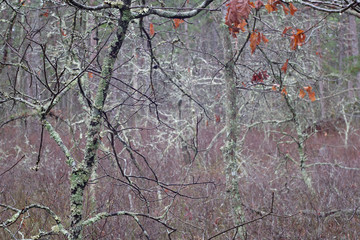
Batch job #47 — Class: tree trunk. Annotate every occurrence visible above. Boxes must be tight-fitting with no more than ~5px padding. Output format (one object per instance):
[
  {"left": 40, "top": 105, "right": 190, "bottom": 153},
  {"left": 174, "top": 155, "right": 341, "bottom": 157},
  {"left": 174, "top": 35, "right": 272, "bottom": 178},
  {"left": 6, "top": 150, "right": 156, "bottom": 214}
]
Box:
[
  {"left": 69, "top": 6, "right": 131, "bottom": 239},
  {"left": 348, "top": 15, "right": 360, "bottom": 97},
  {"left": 316, "top": 29, "right": 326, "bottom": 120},
  {"left": 222, "top": 27, "right": 247, "bottom": 239}
]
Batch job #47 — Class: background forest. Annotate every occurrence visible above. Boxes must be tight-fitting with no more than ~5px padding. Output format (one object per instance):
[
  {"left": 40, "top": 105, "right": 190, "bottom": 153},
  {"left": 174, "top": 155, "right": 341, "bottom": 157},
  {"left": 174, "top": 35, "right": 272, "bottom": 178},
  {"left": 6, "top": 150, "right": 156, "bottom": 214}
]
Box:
[{"left": 1, "top": 0, "right": 360, "bottom": 239}]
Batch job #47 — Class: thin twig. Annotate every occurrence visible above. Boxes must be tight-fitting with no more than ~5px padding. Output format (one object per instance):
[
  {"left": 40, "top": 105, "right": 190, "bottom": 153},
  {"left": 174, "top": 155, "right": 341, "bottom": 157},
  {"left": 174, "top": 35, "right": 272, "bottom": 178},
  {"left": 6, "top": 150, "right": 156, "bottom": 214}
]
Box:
[{"left": 208, "top": 192, "right": 274, "bottom": 239}]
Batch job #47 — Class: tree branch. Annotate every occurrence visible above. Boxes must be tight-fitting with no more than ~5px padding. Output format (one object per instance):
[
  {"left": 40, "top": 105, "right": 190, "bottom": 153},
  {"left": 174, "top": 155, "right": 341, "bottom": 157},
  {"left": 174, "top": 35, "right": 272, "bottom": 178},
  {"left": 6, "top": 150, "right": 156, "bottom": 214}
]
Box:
[
  {"left": 132, "top": 0, "right": 216, "bottom": 19},
  {"left": 208, "top": 192, "right": 274, "bottom": 239},
  {"left": 0, "top": 203, "right": 70, "bottom": 238}
]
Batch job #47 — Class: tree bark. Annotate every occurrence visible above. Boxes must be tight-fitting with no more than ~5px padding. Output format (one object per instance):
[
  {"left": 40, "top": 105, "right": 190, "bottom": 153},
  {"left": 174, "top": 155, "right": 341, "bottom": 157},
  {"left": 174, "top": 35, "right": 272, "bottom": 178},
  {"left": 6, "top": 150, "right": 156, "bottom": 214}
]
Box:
[
  {"left": 222, "top": 27, "right": 247, "bottom": 239},
  {"left": 348, "top": 15, "right": 360, "bottom": 97},
  {"left": 69, "top": 5, "right": 132, "bottom": 239}
]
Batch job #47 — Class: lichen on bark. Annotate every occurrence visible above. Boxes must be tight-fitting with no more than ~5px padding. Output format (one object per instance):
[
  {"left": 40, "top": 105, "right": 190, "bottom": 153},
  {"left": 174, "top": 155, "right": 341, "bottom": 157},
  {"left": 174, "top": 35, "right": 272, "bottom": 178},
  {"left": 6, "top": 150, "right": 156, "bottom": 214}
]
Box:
[{"left": 69, "top": 7, "right": 132, "bottom": 239}]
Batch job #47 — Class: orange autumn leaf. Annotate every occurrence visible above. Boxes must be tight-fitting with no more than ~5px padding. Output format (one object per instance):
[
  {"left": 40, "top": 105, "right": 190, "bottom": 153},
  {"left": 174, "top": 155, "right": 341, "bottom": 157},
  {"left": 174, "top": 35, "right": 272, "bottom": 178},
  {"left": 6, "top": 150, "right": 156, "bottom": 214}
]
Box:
[
  {"left": 308, "top": 91, "right": 316, "bottom": 102},
  {"left": 173, "top": 19, "right": 184, "bottom": 29},
  {"left": 250, "top": 30, "right": 268, "bottom": 54},
  {"left": 302, "top": 86, "right": 316, "bottom": 102},
  {"left": 265, "top": 0, "right": 281, "bottom": 13},
  {"left": 282, "top": 4, "right": 290, "bottom": 15},
  {"left": 262, "top": 33, "right": 269, "bottom": 43},
  {"left": 238, "top": 19, "right": 248, "bottom": 32},
  {"left": 296, "top": 29, "right": 306, "bottom": 41},
  {"left": 299, "top": 89, "right": 306, "bottom": 98},
  {"left": 226, "top": 0, "right": 251, "bottom": 20},
  {"left": 303, "top": 86, "right": 312, "bottom": 93},
  {"left": 289, "top": 3, "right": 297, "bottom": 15},
  {"left": 282, "top": 26, "right": 292, "bottom": 36},
  {"left": 281, "top": 87, "right": 287, "bottom": 95},
  {"left": 272, "top": 85, "right": 277, "bottom": 91},
  {"left": 250, "top": 31, "right": 260, "bottom": 54},
  {"left": 149, "top": 23, "right": 155, "bottom": 37},
  {"left": 296, "top": 28, "right": 305, "bottom": 35},
  {"left": 88, "top": 72, "right": 93, "bottom": 79},
  {"left": 265, "top": 3, "right": 277, "bottom": 13},
  {"left": 225, "top": 0, "right": 251, "bottom": 37},
  {"left": 290, "top": 29, "right": 306, "bottom": 50},
  {"left": 281, "top": 59, "right": 289, "bottom": 73}
]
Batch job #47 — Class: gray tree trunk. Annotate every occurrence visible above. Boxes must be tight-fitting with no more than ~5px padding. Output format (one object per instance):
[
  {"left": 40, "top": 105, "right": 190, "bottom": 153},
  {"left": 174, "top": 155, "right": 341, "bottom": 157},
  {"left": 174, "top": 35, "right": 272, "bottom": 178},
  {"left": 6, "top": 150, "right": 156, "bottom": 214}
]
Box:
[
  {"left": 222, "top": 28, "right": 247, "bottom": 239},
  {"left": 348, "top": 15, "right": 360, "bottom": 96},
  {"left": 69, "top": 5, "right": 131, "bottom": 239},
  {"left": 316, "top": 28, "right": 326, "bottom": 120}
]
